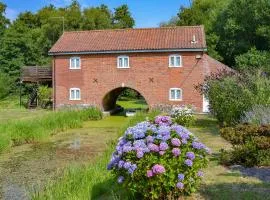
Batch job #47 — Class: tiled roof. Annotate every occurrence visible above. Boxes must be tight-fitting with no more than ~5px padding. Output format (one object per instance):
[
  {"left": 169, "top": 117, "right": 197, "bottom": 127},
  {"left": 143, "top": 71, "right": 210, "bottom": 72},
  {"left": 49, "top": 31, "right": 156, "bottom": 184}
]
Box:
[{"left": 49, "top": 26, "right": 207, "bottom": 55}]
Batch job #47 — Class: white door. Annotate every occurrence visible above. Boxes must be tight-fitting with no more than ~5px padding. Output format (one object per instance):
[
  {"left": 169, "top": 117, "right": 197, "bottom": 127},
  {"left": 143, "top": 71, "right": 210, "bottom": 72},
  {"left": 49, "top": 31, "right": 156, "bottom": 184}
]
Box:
[{"left": 203, "top": 95, "right": 210, "bottom": 113}]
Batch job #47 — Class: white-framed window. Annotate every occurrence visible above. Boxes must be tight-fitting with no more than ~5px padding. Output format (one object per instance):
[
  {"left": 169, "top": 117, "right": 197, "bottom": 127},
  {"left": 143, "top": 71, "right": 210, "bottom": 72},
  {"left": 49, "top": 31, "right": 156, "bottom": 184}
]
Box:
[
  {"left": 70, "top": 57, "right": 81, "bottom": 69},
  {"left": 169, "top": 55, "right": 182, "bottom": 67},
  {"left": 169, "top": 88, "right": 182, "bottom": 101},
  {"left": 69, "top": 88, "right": 81, "bottom": 100},
  {"left": 117, "top": 56, "right": 129, "bottom": 68}
]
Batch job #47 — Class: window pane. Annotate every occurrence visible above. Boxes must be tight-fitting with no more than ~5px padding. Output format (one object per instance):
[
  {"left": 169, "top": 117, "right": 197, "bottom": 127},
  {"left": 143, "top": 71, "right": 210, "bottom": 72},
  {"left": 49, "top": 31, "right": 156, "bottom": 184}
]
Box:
[
  {"left": 124, "top": 58, "right": 128, "bottom": 67},
  {"left": 71, "top": 59, "right": 75, "bottom": 68},
  {"left": 76, "top": 90, "right": 80, "bottom": 99},
  {"left": 71, "top": 90, "right": 75, "bottom": 99},
  {"left": 170, "top": 56, "right": 174, "bottom": 66},
  {"left": 170, "top": 90, "right": 175, "bottom": 99},
  {"left": 176, "top": 90, "right": 181, "bottom": 99},
  {"left": 176, "top": 56, "right": 181, "bottom": 66},
  {"left": 76, "top": 58, "right": 80, "bottom": 68},
  {"left": 119, "top": 58, "right": 123, "bottom": 67}
]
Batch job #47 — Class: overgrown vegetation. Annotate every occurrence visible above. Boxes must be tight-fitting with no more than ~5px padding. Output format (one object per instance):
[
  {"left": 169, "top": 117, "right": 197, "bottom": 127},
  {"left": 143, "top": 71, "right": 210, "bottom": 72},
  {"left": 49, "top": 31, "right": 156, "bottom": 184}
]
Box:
[
  {"left": 0, "top": 107, "right": 102, "bottom": 153},
  {"left": 220, "top": 124, "right": 270, "bottom": 166},
  {"left": 32, "top": 111, "right": 160, "bottom": 200},
  {"left": 196, "top": 70, "right": 270, "bottom": 126}
]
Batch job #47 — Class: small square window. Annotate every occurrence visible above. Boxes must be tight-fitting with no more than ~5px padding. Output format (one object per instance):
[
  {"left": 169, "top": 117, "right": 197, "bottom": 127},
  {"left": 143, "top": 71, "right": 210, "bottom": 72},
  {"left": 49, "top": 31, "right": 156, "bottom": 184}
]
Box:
[
  {"left": 169, "top": 55, "right": 182, "bottom": 67},
  {"left": 70, "top": 57, "right": 81, "bottom": 69},
  {"left": 117, "top": 56, "right": 129, "bottom": 68},
  {"left": 169, "top": 88, "right": 182, "bottom": 101},
  {"left": 70, "top": 88, "right": 81, "bottom": 100}
]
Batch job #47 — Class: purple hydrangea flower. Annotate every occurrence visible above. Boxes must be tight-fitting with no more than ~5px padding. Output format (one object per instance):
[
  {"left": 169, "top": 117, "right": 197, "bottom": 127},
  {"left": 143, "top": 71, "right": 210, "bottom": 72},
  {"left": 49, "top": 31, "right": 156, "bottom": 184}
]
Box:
[
  {"left": 159, "top": 142, "right": 169, "bottom": 151},
  {"left": 159, "top": 151, "right": 165, "bottom": 156},
  {"left": 117, "top": 176, "right": 124, "bottom": 184},
  {"left": 176, "top": 182, "right": 184, "bottom": 189},
  {"left": 172, "top": 148, "right": 181, "bottom": 157},
  {"left": 128, "top": 164, "right": 137, "bottom": 174},
  {"left": 118, "top": 160, "right": 125, "bottom": 168},
  {"left": 154, "top": 116, "right": 172, "bottom": 126},
  {"left": 146, "top": 170, "right": 153, "bottom": 177},
  {"left": 136, "top": 150, "right": 144, "bottom": 158},
  {"left": 192, "top": 141, "right": 205, "bottom": 150},
  {"left": 171, "top": 138, "right": 181, "bottom": 147},
  {"left": 197, "top": 170, "right": 204, "bottom": 177},
  {"left": 146, "top": 135, "right": 154, "bottom": 143},
  {"left": 185, "top": 159, "right": 193, "bottom": 167},
  {"left": 182, "top": 139, "right": 188, "bottom": 144},
  {"left": 178, "top": 173, "right": 185, "bottom": 181},
  {"left": 152, "top": 164, "right": 166, "bottom": 174},
  {"left": 123, "top": 161, "right": 132, "bottom": 169},
  {"left": 186, "top": 152, "right": 195, "bottom": 160},
  {"left": 148, "top": 143, "right": 159, "bottom": 152}
]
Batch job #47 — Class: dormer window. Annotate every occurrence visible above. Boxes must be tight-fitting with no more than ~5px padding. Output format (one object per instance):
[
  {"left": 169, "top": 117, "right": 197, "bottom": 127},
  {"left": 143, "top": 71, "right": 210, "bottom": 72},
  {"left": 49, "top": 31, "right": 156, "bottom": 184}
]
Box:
[
  {"left": 169, "top": 55, "right": 182, "bottom": 67},
  {"left": 117, "top": 56, "right": 129, "bottom": 68},
  {"left": 70, "top": 57, "right": 81, "bottom": 69}
]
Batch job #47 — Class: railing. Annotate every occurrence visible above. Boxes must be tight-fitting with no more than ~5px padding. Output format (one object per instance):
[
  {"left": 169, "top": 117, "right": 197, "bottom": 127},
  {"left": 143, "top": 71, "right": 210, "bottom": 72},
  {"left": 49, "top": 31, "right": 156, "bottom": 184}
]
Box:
[{"left": 21, "top": 66, "right": 52, "bottom": 82}]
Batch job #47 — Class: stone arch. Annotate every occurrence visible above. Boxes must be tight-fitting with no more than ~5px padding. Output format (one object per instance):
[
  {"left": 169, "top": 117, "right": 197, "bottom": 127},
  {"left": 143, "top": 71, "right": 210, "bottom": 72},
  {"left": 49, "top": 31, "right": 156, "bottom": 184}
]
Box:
[{"left": 102, "top": 87, "right": 149, "bottom": 111}]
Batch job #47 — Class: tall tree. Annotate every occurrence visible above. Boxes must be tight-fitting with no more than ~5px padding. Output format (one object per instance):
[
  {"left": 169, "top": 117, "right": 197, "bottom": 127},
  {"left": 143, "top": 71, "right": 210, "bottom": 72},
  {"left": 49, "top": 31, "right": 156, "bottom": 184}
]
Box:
[
  {"left": 113, "top": 4, "right": 135, "bottom": 28},
  {"left": 215, "top": 0, "right": 270, "bottom": 66},
  {"left": 0, "top": 2, "right": 9, "bottom": 37}
]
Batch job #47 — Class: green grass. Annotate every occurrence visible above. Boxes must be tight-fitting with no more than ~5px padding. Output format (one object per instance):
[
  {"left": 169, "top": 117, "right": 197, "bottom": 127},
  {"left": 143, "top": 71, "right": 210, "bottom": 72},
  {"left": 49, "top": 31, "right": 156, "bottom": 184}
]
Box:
[
  {"left": 33, "top": 114, "right": 270, "bottom": 200},
  {"left": 117, "top": 98, "right": 148, "bottom": 110},
  {"left": 0, "top": 107, "right": 102, "bottom": 153}
]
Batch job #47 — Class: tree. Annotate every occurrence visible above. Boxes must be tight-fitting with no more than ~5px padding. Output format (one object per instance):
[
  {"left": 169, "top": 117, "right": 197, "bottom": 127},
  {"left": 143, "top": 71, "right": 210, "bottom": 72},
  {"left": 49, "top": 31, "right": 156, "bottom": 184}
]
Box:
[
  {"left": 81, "top": 5, "right": 112, "bottom": 30},
  {"left": 215, "top": 0, "right": 270, "bottom": 66},
  {"left": 159, "top": 16, "right": 178, "bottom": 27},
  {"left": 113, "top": 4, "right": 135, "bottom": 28},
  {"left": 0, "top": 2, "right": 9, "bottom": 37},
  {"left": 235, "top": 48, "right": 270, "bottom": 72}
]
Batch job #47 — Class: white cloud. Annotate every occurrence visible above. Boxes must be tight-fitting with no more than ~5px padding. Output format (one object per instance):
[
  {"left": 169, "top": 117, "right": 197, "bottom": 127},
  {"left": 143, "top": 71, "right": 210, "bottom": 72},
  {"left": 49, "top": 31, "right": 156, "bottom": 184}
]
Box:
[{"left": 5, "top": 8, "right": 19, "bottom": 21}]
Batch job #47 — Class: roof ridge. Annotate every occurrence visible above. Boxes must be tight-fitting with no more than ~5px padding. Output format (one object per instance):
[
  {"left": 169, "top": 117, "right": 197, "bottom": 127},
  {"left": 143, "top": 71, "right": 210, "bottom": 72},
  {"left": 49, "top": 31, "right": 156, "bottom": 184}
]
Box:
[{"left": 63, "top": 25, "right": 204, "bottom": 34}]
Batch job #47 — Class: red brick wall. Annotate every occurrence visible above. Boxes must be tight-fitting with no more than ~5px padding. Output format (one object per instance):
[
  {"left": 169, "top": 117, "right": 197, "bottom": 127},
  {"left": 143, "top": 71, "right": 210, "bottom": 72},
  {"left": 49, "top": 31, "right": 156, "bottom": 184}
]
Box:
[{"left": 53, "top": 52, "right": 206, "bottom": 111}]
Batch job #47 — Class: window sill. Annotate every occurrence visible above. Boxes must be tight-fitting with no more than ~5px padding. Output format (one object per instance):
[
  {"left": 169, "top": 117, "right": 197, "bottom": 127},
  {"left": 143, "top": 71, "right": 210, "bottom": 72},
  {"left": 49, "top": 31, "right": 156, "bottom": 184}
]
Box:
[
  {"left": 168, "top": 66, "right": 182, "bottom": 68},
  {"left": 69, "top": 68, "right": 81, "bottom": 70},
  {"left": 169, "top": 99, "right": 183, "bottom": 101},
  {"left": 69, "top": 99, "right": 81, "bottom": 101},
  {"left": 117, "top": 67, "right": 130, "bottom": 69}
]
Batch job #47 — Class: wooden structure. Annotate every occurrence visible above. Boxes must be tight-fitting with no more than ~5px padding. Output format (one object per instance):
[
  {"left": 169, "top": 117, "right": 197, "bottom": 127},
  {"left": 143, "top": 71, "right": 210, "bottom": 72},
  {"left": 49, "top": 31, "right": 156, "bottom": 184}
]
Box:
[{"left": 21, "top": 66, "right": 52, "bottom": 108}]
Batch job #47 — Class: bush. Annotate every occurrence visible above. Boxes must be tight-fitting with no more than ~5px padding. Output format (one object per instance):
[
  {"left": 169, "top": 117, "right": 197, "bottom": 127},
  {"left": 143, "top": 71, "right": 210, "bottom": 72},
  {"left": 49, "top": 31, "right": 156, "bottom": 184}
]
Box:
[
  {"left": 196, "top": 70, "right": 270, "bottom": 126},
  {"left": 241, "top": 105, "right": 270, "bottom": 125},
  {"left": 171, "top": 105, "right": 195, "bottom": 127},
  {"left": 38, "top": 85, "right": 52, "bottom": 109},
  {"left": 108, "top": 116, "right": 210, "bottom": 199},
  {"left": 0, "top": 72, "right": 12, "bottom": 99},
  {"left": 220, "top": 124, "right": 270, "bottom": 166}
]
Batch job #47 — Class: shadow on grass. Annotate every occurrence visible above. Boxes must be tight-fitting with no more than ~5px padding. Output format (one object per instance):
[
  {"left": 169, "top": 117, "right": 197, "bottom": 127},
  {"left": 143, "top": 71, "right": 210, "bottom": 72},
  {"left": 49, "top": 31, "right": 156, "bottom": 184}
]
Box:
[
  {"left": 191, "top": 115, "right": 220, "bottom": 136},
  {"left": 200, "top": 182, "right": 270, "bottom": 200}
]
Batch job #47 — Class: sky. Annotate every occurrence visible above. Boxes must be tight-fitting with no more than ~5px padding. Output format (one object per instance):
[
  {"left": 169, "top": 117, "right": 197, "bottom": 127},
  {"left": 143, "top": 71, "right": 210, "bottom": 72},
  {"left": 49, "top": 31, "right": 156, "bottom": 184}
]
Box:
[{"left": 2, "top": 0, "right": 190, "bottom": 28}]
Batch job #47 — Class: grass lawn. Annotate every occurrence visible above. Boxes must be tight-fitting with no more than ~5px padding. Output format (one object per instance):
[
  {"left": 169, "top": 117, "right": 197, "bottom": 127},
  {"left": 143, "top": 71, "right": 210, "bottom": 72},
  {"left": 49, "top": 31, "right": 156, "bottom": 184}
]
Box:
[
  {"left": 33, "top": 114, "right": 270, "bottom": 200},
  {"left": 117, "top": 98, "right": 148, "bottom": 110}
]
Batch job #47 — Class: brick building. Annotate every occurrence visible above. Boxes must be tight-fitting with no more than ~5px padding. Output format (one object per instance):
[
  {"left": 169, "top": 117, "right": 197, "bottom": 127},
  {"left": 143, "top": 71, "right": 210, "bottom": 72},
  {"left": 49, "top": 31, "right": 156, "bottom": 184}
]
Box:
[{"left": 49, "top": 26, "right": 229, "bottom": 112}]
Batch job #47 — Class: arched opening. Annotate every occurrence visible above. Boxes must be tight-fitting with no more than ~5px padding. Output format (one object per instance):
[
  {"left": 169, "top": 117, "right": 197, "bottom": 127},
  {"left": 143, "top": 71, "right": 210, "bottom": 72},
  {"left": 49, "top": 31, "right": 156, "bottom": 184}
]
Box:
[{"left": 102, "top": 87, "right": 148, "bottom": 114}]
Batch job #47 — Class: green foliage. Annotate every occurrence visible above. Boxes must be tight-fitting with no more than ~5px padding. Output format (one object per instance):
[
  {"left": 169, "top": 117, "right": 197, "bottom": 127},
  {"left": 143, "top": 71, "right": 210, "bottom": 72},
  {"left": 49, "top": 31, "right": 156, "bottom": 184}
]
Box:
[
  {"left": 113, "top": 4, "right": 135, "bottom": 28},
  {"left": 37, "top": 85, "right": 52, "bottom": 109},
  {"left": 0, "top": 107, "right": 102, "bottom": 153},
  {"left": 0, "top": 2, "right": 9, "bottom": 37},
  {"left": 0, "top": 72, "right": 12, "bottom": 99},
  {"left": 215, "top": 0, "right": 270, "bottom": 66},
  {"left": 220, "top": 124, "right": 270, "bottom": 166},
  {"left": 235, "top": 48, "right": 270, "bottom": 72},
  {"left": 171, "top": 105, "right": 196, "bottom": 127},
  {"left": 241, "top": 105, "right": 270, "bottom": 125},
  {"left": 197, "top": 71, "right": 270, "bottom": 126}
]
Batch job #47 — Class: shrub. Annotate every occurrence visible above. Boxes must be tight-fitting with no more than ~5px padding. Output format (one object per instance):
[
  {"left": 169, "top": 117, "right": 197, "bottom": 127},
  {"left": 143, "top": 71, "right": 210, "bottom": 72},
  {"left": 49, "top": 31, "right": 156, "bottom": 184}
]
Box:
[
  {"left": 171, "top": 105, "right": 195, "bottom": 127},
  {"left": 38, "top": 85, "right": 52, "bottom": 109},
  {"left": 0, "top": 72, "right": 11, "bottom": 99},
  {"left": 220, "top": 124, "right": 270, "bottom": 166},
  {"left": 241, "top": 105, "right": 270, "bottom": 125},
  {"left": 108, "top": 116, "right": 210, "bottom": 199},
  {"left": 196, "top": 70, "right": 270, "bottom": 126}
]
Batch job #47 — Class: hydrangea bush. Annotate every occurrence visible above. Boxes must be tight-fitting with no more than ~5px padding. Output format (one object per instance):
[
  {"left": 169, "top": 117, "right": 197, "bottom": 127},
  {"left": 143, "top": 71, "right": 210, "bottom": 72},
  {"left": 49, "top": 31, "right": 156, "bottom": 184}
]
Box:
[
  {"left": 171, "top": 105, "right": 196, "bottom": 127},
  {"left": 108, "top": 115, "right": 210, "bottom": 199}
]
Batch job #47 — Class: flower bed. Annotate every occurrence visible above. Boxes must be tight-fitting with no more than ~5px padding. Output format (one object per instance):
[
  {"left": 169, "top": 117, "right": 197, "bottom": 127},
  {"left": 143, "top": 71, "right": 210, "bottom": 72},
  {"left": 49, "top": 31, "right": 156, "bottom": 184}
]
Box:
[{"left": 108, "top": 116, "right": 210, "bottom": 199}]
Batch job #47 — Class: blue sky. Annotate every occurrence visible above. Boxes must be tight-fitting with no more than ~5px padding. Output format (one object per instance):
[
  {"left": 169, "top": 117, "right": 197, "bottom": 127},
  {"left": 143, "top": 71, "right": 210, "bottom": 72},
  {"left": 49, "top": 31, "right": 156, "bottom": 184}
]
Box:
[{"left": 2, "top": 0, "right": 190, "bottom": 27}]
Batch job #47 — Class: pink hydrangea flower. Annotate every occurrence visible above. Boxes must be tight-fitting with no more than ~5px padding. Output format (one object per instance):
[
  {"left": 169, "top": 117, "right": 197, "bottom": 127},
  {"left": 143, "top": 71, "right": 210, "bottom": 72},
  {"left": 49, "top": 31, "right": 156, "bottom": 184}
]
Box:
[
  {"left": 152, "top": 164, "right": 166, "bottom": 174},
  {"left": 146, "top": 170, "right": 153, "bottom": 177}
]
